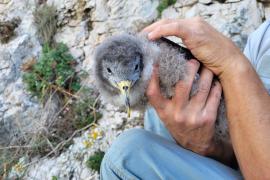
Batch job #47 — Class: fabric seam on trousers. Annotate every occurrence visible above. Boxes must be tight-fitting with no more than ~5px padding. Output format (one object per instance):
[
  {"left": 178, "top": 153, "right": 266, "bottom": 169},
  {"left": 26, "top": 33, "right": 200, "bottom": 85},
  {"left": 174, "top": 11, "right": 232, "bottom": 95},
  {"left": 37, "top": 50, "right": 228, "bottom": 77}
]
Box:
[{"left": 106, "top": 156, "right": 137, "bottom": 180}]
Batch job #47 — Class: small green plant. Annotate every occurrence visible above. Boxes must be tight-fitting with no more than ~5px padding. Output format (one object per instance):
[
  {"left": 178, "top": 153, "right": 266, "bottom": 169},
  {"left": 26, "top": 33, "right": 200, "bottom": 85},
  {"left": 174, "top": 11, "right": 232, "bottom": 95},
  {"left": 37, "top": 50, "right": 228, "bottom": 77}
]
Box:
[
  {"left": 86, "top": 151, "right": 105, "bottom": 172},
  {"left": 59, "top": 87, "right": 102, "bottom": 130},
  {"left": 51, "top": 176, "right": 58, "bottom": 180},
  {"left": 72, "top": 97, "right": 102, "bottom": 129},
  {"left": 33, "top": 4, "right": 57, "bottom": 45},
  {"left": 157, "top": 0, "right": 177, "bottom": 17},
  {"left": 0, "top": 150, "right": 16, "bottom": 178},
  {"left": 23, "top": 43, "right": 80, "bottom": 103}
]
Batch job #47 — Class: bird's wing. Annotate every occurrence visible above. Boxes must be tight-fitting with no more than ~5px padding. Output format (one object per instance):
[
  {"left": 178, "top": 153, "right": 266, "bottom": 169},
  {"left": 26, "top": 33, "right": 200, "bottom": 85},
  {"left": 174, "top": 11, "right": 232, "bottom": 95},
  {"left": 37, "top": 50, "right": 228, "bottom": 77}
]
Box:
[{"left": 159, "top": 37, "right": 195, "bottom": 60}]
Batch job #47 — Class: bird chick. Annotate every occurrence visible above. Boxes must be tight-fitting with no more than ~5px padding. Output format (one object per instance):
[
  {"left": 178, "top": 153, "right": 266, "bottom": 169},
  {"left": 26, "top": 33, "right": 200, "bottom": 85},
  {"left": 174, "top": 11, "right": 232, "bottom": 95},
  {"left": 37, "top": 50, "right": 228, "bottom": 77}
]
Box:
[
  {"left": 94, "top": 33, "right": 188, "bottom": 109},
  {"left": 94, "top": 33, "right": 229, "bottom": 143},
  {"left": 94, "top": 33, "right": 157, "bottom": 112}
]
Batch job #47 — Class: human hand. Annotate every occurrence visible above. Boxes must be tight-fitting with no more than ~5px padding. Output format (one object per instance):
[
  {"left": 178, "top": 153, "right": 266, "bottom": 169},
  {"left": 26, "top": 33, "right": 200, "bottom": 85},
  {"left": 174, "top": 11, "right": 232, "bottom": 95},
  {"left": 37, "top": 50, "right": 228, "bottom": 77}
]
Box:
[
  {"left": 143, "top": 18, "right": 246, "bottom": 77},
  {"left": 147, "top": 59, "right": 222, "bottom": 156}
]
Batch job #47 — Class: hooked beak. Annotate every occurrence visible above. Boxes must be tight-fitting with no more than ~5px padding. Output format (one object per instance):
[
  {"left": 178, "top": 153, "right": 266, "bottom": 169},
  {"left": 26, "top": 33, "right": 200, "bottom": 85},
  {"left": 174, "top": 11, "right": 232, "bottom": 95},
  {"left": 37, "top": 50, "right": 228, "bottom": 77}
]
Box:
[{"left": 116, "top": 81, "right": 132, "bottom": 118}]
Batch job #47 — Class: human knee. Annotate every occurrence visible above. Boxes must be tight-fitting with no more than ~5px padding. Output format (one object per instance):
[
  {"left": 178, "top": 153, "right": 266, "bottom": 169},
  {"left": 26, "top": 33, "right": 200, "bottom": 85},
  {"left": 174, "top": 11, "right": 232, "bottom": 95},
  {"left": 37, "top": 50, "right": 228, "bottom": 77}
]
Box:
[
  {"left": 100, "top": 129, "right": 152, "bottom": 178},
  {"left": 105, "top": 128, "right": 151, "bottom": 156}
]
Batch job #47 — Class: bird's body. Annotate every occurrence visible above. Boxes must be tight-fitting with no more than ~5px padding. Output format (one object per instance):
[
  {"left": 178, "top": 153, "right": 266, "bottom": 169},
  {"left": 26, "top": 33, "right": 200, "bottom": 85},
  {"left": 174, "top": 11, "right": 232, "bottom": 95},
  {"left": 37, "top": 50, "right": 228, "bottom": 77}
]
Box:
[{"left": 94, "top": 33, "right": 229, "bottom": 143}]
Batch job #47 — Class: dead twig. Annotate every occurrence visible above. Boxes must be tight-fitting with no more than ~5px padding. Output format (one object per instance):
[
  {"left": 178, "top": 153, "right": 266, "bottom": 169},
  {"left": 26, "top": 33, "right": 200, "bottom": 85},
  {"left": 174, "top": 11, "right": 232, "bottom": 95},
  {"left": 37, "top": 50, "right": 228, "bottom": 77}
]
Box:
[
  {"left": 23, "top": 122, "right": 95, "bottom": 168},
  {"left": 0, "top": 66, "right": 9, "bottom": 71},
  {"left": 0, "top": 145, "right": 33, "bottom": 150}
]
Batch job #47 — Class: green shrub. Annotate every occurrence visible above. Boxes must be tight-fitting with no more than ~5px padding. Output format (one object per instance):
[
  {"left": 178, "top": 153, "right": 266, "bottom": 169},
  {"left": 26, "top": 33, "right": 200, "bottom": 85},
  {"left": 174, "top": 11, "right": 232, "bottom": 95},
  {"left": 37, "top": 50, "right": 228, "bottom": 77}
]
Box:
[
  {"left": 86, "top": 151, "right": 105, "bottom": 172},
  {"left": 157, "top": 0, "right": 177, "bottom": 17},
  {"left": 71, "top": 87, "right": 102, "bottom": 129},
  {"left": 51, "top": 176, "right": 58, "bottom": 180},
  {"left": 0, "top": 150, "right": 17, "bottom": 178},
  {"left": 33, "top": 4, "right": 57, "bottom": 45},
  {"left": 23, "top": 43, "right": 80, "bottom": 103},
  {"left": 72, "top": 97, "right": 103, "bottom": 129}
]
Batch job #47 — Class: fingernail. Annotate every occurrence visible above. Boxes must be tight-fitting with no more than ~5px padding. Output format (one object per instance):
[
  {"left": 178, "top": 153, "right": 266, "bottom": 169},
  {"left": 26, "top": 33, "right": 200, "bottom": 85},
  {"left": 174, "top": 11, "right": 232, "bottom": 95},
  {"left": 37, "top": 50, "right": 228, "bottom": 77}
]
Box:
[
  {"left": 148, "top": 32, "right": 154, "bottom": 40},
  {"left": 153, "top": 66, "right": 158, "bottom": 74},
  {"left": 214, "top": 80, "right": 220, "bottom": 86}
]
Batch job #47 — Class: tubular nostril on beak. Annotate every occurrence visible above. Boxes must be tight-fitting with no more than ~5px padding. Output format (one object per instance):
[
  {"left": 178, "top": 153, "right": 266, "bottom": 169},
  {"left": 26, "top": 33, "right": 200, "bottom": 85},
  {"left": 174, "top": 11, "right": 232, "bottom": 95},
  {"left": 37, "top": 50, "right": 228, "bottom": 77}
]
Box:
[
  {"left": 117, "top": 81, "right": 131, "bottom": 93},
  {"left": 124, "top": 86, "right": 130, "bottom": 91},
  {"left": 123, "top": 86, "right": 128, "bottom": 91}
]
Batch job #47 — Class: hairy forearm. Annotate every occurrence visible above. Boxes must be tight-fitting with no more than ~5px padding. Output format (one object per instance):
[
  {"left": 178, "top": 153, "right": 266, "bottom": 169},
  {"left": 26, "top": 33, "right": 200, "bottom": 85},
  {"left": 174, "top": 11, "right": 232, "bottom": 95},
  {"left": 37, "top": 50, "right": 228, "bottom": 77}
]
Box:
[{"left": 220, "top": 55, "right": 270, "bottom": 179}]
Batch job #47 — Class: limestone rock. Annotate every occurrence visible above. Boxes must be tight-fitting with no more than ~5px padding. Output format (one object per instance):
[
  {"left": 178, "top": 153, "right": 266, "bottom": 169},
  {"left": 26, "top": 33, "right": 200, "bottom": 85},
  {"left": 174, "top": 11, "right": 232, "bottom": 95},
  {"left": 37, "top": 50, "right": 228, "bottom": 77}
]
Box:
[
  {"left": 225, "top": 0, "right": 241, "bottom": 2},
  {"left": 0, "top": 32, "right": 42, "bottom": 145},
  {"left": 199, "top": 0, "right": 213, "bottom": 4},
  {"left": 55, "top": 20, "right": 89, "bottom": 48},
  {"left": 175, "top": 0, "right": 198, "bottom": 8},
  {"left": 162, "top": 6, "right": 181, "bottom": 19},
  {"left": 0, "top": 0, "right": 10, "bottom": 4},
  {"left": 258, "top": 0, "right": 270, "bottom": 2},
  {"left": 264, "top": 3, "right": 270, "bottom": 19}
]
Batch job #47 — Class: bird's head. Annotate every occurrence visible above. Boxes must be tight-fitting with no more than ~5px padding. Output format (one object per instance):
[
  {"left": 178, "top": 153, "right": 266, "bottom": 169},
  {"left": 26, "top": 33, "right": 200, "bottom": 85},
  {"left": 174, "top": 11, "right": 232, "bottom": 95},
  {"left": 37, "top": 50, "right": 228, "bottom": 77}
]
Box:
[{"left": 94, "top": 34, "right": 145, "bottom": 116}]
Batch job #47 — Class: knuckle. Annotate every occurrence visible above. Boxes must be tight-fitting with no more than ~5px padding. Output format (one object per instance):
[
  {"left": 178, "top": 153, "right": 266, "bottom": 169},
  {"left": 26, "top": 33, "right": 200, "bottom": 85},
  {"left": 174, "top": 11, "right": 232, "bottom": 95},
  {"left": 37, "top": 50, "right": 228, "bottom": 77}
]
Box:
[
  {"left": 190, "top": 117, "right": 198, "bottom": 127},
  {"left": 194, "top": 27, "right": 204, "bottom": 36},
  {"left": 174, "top": 113, "right": 184, "bottom": 123},
  {"left": 203, "top": 118, "right": 215, "bottom": 127},
  {"left": 214, "top": 83, "right": 222, "bottom": 98},
  {"left": 198, "top": 82, "right": 210, "bottom": 94},
  {"left": 146, "top": 88, "right": 157, "bottom": 98},
  {"left": 202, "top": 67, "right": 213, "bottom": 77},
  {"left": 202, "top": 112, "right": 215, "bottom": 125},
  {"left": 175, "top": 21, "right": 182, "bottom": 31},
  {"left": 192, "top": 17, "right": 206, "bottom": 34},
  {"left": 187, "top": 61, "right": 200, "bottom": 75},
  {"left": 155, "top": 26, "right": 163, "bottom": 34},
  {"left": 176, "top": 81, "right": 189, "bottom": 90},
  {"left": 188, "top": 59, "right": 200, "bottom": 68},
  {"left": 185, "top": 113, "right": 198, "bottom": 127}
]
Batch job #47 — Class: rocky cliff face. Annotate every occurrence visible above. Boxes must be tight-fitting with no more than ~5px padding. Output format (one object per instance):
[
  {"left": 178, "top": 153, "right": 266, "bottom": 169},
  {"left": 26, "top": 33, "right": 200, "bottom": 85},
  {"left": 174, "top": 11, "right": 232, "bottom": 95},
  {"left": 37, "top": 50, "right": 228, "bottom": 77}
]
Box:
[{"left": 0, "top": 0, "right": 268, "bottom": 179}]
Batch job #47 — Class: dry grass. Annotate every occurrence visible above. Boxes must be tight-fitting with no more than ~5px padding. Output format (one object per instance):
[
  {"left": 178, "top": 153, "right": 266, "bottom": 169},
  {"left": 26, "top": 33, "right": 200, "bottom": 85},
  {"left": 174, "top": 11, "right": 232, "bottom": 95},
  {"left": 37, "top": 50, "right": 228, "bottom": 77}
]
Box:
[
  {"left": 0, "top": 85, "right": 102, "bottom": 178},
  {"left": 33, "top": 4, "right": 57, "bottom": 45}
]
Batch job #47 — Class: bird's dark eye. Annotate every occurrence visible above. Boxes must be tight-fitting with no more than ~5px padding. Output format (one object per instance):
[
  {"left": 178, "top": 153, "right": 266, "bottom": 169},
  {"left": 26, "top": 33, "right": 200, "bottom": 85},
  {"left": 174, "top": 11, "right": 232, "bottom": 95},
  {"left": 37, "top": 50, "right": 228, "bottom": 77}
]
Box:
[
  {"left": 107, "top": 68, "right": 112, "bottom": 74},
  {"left": 135, "top": 64, "right": 139, "bottom": 71}
]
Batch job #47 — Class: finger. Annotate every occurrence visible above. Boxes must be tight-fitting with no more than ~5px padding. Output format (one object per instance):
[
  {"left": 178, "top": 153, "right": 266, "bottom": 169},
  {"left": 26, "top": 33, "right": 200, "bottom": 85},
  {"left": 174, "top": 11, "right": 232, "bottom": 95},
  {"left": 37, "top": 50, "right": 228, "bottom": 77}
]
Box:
[
  {"left": 173, "top": 59, "right": 200, "bottom": 107},
  {"left": 147, "top": 65, "right": 169, "bottom": 111},
  {"left": 147, "top": 20, "right": 190, "bottom": 40},
  {"left": 142, "top": 19, "right": 174, "bottom": 33},
  {"left": 204, "top": 81, "right": 222, "bottom": 116},
  {"left": 190, "top": 67, "right": 213, "bottom": 108}
]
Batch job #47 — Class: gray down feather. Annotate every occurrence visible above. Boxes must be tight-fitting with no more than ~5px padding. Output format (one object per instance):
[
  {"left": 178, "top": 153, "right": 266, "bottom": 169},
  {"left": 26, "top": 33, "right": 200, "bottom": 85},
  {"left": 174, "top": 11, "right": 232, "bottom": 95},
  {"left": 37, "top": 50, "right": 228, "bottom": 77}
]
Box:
[{"left": 94, "top": 33, "right": 229, "bottom": 143}]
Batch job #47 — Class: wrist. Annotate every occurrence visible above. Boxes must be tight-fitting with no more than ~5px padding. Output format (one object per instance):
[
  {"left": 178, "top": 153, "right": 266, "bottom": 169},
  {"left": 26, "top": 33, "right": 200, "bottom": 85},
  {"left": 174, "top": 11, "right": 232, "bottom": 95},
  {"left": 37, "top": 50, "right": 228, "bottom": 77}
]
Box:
[{"left": 218, "top": 54, "right": 253, "bottom": 83}]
